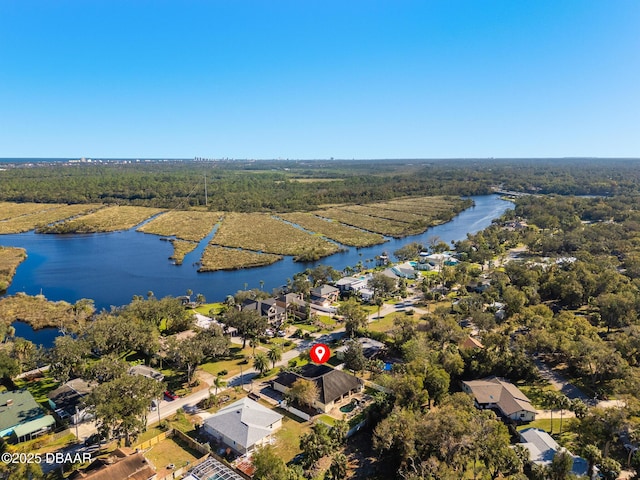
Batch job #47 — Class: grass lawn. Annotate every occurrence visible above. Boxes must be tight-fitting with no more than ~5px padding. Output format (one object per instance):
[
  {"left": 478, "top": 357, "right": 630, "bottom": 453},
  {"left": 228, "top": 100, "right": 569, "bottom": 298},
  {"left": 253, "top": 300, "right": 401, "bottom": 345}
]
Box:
[
  {"left": 190, "top": 302, "right": 225, "bottom": 316},
  {"left": 292, "top": 323, "right": 318, "bottom": 332},
  {"left": 317, "top": 414, "right": 336, "bottom": 426},
  {"left": 13, "top": 375, "right": 59, "bottom": 405},
  {"left": 14, "top": 433, "right": 77, "bottom": 454},
  {"left": 273, "top": 413, "right": 312, "bottom": 462},
  {"left": 199, "top": 344, "right": 253, "bottom": 378},
  {"left": 516, "top": 418, "right": 580, "bottom": 450},
  {"left": 136, "top": 426, "right": 165, "bottom": 444},
  {"left": 145, "top": 437, "right": 203, "bottom": 471},
  {"left": 316, "top": 315, "right": 337, "bottom": 327},
  {"left": 366, "top": 314, "right": 400, "bottom": 333}
]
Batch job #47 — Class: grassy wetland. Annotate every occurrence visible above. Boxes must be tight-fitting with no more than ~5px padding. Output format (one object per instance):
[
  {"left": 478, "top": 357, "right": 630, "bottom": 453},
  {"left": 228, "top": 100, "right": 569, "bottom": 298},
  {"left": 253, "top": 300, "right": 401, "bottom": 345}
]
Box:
[
  {"left": 199, "top": 245, "right": 282, "bottom": 271},
  {"left": 0, "top": 202, "right": 102, "bottom": 234},
  {"left": 38, "top": 205, "right": 165, "bottom": 233},
  {"left": 211, "top": 212, "right": 342, "bottom": 261},
  {"left": 0, "top": 246, "right": 26, "bottom": 292},
  {"left": 137, "top": 210, "right": 222, "bottom": 264},
  {"left": 0, "top": 293, "right": 94, "bottom": 330},
  {"left": 313, "top": 196, "right": 471, "bottom": 237},
  {"left": 0, "top": 160, "right": 496, "bottom": 274},
  {"left": 278, "top": 212, "right": 386, "bottom": 247}
]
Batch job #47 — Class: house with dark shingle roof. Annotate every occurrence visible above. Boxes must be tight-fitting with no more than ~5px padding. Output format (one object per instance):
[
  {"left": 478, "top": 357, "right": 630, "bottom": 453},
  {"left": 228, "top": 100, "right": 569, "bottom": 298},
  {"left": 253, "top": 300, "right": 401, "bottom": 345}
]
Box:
[
  {"left": 272, "top": 364, "right": 364, "bottom": 413},
  {"left": 48, "top": 378, "right": 95, "bottom": 424},
  {"left": 202, "top": 397, "right": 283, "bottom": 455},
  {"left": 462, "top": 377, "right": 536, "bottom": 422}
]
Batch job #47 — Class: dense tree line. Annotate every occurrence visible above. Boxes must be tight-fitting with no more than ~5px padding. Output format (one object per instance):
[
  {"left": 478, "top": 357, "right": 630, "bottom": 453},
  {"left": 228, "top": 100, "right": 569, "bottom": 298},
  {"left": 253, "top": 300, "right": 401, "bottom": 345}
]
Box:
[{"left": 4, "top": 158, "right": 640, "bottom": 212}]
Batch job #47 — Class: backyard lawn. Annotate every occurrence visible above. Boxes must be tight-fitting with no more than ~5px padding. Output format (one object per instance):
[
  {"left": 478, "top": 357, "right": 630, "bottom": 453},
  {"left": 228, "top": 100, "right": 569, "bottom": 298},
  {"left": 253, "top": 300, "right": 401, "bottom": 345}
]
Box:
[
  {"left": 145, "top": 437, "right": 203, "bottom": 471},
  {"left": 273, "top": 413, "right": 312, "bottom": 463}
]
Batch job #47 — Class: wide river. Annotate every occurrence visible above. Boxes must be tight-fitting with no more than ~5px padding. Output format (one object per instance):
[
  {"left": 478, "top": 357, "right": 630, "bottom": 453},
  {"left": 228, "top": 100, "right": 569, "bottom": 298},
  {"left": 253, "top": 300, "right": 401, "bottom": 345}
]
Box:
[{"left": 1, "top": 195, "right": 511, "bottom": 311}]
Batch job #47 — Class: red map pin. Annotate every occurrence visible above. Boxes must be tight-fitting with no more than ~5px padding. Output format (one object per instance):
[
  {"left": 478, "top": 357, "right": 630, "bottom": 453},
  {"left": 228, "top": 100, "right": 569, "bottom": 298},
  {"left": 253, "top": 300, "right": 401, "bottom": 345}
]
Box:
[{"left": 309, "top": 343, "right": 330, "bottom": 364}]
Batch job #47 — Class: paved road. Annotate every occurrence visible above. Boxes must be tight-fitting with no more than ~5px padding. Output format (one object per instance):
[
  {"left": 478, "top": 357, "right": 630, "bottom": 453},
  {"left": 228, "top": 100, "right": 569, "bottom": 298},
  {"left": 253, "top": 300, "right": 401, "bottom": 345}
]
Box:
[{"left": 534, "top": 356, "right": 591, "bottom": 403}]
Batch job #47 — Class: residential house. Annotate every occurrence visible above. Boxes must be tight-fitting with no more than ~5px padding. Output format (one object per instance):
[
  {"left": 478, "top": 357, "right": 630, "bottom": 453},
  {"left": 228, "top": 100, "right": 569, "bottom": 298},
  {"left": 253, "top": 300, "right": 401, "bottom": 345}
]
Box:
[
  {"left": 128, "top": 365, "right": 165, "bottom": 382},
  {"left": 462, "top": 377, "right": 536, "bottom": 422},
  {"left": 241, "top": 298, "right": 287, "bottom": 325},
  {"left": 459, "top": 336, "right": 485, "bottom": 350},
  {"left": 202, "top": 397, "right": 283, "bottom": 455},
  {"left": 335, "top": 337, "right": 387, "bottom": 361},
  {"left": 272, "top": 364, "right": 364, "bottom": 413},
  {"left": 0, "top": 389, "right": 55, "bottom": 442},
  {"left": 390, "top": 262, "right": 419, "bottom": 279},
  {"left": 47, "top": 378, "right": 95, "bottom": 424},
  {"left": 519, "top": 428, "right": 589, "bottom": 477},
  {"left": 309, "top": 284, "right": 340, "bottom": 307},
  {"left": 68, "top": 448, "right": 156, "bottom": 480},
  {"left": 335, "top": 276, "right": 369, "bottom": 294},
  {"left": 275, "top": 292, "right": 308, "bottom": 321}
]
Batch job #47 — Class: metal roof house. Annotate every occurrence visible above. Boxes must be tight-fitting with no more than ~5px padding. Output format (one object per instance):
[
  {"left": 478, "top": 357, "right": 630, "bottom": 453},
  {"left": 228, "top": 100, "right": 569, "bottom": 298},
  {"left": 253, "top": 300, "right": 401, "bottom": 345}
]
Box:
[
  {"left": 519, "top": 428, "right": 589, "bottom": 477},
  {"left": 202, "top": 397, "right": 283, "bottom": 455},
  {"left": 0, "top": 389, "right": 55, "bottom": 442}
]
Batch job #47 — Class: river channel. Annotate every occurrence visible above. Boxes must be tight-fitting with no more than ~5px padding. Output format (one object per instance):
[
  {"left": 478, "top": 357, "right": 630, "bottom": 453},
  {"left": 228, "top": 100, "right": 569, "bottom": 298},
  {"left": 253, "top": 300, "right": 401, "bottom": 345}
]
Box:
[{"left": 0, "top": 195, "right": 511, "bottom": 313}]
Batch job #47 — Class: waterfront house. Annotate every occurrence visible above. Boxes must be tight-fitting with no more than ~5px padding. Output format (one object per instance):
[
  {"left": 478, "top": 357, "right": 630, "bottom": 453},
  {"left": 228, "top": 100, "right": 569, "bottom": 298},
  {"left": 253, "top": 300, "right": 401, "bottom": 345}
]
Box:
[{"left": 241, "top": 298, "right": 287, "bottom": 325}]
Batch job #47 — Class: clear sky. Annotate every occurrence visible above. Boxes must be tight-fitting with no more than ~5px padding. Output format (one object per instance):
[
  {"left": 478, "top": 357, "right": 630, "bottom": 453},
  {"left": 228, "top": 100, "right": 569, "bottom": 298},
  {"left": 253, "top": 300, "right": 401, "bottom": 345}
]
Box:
[{"left": 0, "top": 1, "right": 638, "bottom": 159}]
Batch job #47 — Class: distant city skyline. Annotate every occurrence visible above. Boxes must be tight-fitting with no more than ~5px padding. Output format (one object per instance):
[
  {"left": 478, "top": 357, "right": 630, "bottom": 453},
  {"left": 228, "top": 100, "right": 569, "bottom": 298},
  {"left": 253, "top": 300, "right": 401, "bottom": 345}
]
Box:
[{"left": 1, "top": 1, "right": 638, "bottom": 159}]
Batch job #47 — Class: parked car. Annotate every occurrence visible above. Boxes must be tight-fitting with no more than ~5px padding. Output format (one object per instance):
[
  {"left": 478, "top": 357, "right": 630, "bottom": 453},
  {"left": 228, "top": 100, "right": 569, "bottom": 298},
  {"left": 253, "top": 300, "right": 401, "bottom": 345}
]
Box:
[
  {"left": 164, "top": 390, "right": 179, "bottom": 400},
  {"left": 277, "top": 330, "right": 287, "bottom": 337},
  {"left": 150, "top": 399, "right": 158, "bottom": 411}
]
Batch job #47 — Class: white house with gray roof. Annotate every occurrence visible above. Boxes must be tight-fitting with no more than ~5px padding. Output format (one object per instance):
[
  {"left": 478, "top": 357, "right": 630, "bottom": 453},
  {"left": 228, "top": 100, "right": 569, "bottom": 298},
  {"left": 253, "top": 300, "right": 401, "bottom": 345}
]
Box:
[
  {"left": 519, "top": 428, "right": 589, "bottom": 477},
  {"left": 462, "top": 377, "right": 536, "bottom": 422},
  {"left": 202, "top": 397, "right": 283, "bottom": 455}
]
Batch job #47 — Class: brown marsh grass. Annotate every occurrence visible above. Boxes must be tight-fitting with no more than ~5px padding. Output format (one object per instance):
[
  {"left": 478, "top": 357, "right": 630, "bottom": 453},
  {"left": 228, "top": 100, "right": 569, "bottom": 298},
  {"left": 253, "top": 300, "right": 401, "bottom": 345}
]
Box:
[{"left": 199, "top": 245, "right": 282, "bottom": 271}]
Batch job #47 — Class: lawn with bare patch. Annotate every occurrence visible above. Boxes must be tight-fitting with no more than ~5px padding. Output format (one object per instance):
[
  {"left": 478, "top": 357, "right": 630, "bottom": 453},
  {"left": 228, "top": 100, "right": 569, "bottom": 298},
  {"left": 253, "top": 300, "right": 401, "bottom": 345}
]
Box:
[
  {"left": 144, "top": 437, "right": 203, "bottom": 471},
  {"left": 211, "top": 213, "right": 340, "bottom": 258},
  {"left": 278, "top": 212, "right": 386, "bottom": 247}
]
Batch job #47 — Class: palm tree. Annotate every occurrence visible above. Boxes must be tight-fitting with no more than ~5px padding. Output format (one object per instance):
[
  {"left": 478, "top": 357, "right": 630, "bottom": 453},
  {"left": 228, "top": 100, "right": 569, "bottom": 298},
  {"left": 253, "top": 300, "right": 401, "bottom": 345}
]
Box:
[
  {"left": 267, "top": 346, "right": 282, "bottom": 369},
  {"left": 543, "top": 391, "right": 559, "bottom": 434},
  {"left": 557, "top": 394, "right": 571, "bottom": 435},
  {"left": 213, "top": 375, "right": 226, "bottom": 395},
  {"left": 253, "top": 353, "right": 270, "bottom": 376},
  {"left": 326, "top": 453, "right": 348, "bottom": 480}
]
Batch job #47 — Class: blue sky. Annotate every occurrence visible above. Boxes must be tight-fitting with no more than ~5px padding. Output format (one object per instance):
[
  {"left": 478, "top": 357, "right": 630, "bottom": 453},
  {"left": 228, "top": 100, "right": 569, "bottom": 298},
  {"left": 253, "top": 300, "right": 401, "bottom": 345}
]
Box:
[{"left": 0, "top": 1, "right": 638, "bottom": 159}]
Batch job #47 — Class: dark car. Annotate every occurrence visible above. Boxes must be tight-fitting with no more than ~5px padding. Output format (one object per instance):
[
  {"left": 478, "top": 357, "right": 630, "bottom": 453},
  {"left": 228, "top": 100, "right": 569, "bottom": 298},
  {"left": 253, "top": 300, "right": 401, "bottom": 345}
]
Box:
[{"left": 164, "top": 390, "right": 179, "bottom": 400}]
